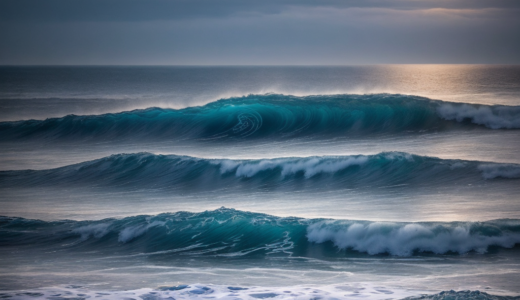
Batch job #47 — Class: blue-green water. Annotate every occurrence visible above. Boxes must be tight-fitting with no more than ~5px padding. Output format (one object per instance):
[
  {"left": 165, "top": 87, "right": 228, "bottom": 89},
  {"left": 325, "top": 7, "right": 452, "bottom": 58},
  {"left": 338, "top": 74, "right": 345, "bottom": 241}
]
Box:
[{"left": 1, "top": 66, "right": 520, "bottom": 299}]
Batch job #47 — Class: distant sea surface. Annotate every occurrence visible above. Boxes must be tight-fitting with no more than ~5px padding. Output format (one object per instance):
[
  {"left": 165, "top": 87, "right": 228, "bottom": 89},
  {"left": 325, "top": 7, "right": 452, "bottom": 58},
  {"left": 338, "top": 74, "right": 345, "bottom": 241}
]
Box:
[{"left": 1, "top": 66, "right": 520, "bottom": 299}]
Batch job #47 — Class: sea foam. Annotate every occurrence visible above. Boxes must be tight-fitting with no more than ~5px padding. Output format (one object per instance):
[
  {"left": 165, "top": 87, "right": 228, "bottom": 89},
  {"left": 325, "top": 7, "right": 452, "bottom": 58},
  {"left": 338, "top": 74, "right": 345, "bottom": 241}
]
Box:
[
  {"left": 1, "top": 284, "right": 518, "bottom": 300},
  {"left": 307, "top": 221, "right": 520, "bottom": 256}
]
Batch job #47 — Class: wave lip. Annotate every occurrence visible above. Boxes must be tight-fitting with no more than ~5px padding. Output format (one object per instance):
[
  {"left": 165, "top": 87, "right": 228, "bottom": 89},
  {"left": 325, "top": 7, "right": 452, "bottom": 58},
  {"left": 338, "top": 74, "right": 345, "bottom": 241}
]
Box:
[
  {"left": 478, "top": 164, "right": 520, "bottom": 179},
  {"left": 307, "top": 220, "right": 520, "bottom": 256},
  {"left": 1, "top": 94, "right": 519, "bottom": 143},
  {"left": 2, "top": 208, "right": 520, "bottom": 257},
  {"left": 437, "top": 103, "right": 520, "bottom": 129},
  {"left": 219, "top": 154, "right": 370, "bottom": 179},
  {"left": 1, "top": 152, "right": 519, "bottom": 192}
]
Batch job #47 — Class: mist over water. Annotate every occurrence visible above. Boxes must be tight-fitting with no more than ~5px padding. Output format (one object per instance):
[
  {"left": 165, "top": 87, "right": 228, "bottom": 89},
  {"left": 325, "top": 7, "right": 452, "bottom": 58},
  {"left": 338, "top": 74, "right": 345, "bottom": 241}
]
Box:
[
  {"left": 1, "top": 65, "right": 520, "bottom": 121},
  {"left": 1, "top": 66, "right": 520, "bottom": 299}
]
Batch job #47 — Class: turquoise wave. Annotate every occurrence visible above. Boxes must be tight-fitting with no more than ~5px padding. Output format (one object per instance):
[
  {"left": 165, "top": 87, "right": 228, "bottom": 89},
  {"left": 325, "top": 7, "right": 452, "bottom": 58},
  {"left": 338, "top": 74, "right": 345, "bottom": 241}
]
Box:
[
  {"left": 1, "top": 94, "right": 519, "bottom": 142},
  {"left": 2, "top": 208, "right": 520, "bottom": 257},
  {"left": 1, "top": 152, "right": 519, "bottom": 192}
]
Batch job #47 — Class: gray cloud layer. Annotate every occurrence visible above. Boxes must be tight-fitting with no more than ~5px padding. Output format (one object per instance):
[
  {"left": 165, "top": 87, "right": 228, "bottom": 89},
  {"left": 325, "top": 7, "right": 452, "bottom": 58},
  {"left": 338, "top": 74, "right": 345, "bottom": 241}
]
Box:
[
  {"left": 2, "top": 0, "right": 520, "bottom": 21},
  {"left": 1, "top": 0, "right": 519, "bottom": 64}
]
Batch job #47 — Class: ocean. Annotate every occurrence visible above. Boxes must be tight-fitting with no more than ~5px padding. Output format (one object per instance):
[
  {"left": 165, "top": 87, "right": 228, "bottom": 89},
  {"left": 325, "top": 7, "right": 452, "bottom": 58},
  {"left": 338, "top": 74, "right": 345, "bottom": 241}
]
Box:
[{"left": 1, "top": 65, "right": 520, "bottom": 299}]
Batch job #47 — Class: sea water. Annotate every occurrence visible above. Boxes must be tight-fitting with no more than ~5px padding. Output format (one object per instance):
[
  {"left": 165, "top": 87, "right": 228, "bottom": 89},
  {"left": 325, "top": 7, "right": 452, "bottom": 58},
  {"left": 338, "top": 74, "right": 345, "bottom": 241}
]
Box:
[{"left": 1, "top": 65, "right": 520, "bottom": 299}]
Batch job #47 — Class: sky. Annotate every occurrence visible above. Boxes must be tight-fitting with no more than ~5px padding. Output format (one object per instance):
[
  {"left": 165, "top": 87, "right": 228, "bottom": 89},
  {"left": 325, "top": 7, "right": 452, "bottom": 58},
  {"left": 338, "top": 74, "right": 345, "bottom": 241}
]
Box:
[{"left": 0, "top": 0, "right": 519, "bottom": 65}]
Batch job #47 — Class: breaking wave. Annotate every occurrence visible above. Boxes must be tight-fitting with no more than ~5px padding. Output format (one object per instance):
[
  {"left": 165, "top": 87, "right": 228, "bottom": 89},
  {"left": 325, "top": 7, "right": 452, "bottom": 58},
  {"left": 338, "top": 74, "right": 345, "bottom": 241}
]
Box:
[
  {"left": 1, "top": 208, "right": 520, "bottom": 257},
  {"left": 1, "top": 94, "right": 519, "bottom": 142},
  {"left": 1, "top": 152, "right": 518, "bottom": 192},
  {"left": 0, "top": 152, "right": 520, "bottom": 192}
]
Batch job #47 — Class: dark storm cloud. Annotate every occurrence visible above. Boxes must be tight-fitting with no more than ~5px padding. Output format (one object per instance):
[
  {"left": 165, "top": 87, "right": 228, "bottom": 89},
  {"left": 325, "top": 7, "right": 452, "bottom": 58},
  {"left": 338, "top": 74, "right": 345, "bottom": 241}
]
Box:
[
  {"left": 1, "top": 0, "right": 519, "bottom": 22},
  {"left": 0, "top": 0, "right": 519, "bottom": 64}
]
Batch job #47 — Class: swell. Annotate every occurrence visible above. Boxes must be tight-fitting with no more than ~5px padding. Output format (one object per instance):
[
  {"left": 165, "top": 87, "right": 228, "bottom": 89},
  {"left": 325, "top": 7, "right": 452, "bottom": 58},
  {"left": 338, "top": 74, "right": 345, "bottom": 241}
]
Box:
[
  {"left": 1, "top": 208, "right": 520, "bottom": 257},
  {"left": 1, "top": 152, "right": 518, "bottom": 192},
  {"left": 1, "top": 94, "right": 519, "bottom": 142}
]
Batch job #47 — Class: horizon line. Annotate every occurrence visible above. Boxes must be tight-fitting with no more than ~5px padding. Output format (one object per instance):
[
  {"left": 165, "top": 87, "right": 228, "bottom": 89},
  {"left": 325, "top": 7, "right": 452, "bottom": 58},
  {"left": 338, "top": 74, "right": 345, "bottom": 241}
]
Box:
[{"left": 1, "top": 63, "right": 520, "bottom": 67}]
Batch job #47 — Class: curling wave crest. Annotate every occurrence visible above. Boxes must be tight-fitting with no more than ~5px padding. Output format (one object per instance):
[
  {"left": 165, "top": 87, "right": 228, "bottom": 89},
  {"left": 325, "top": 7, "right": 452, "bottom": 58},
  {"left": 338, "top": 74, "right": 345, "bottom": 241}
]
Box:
[
  {"left": 1, "top": 94, "right": 519, "bottom": 143},
  {"left": 1, "top": 152, "right": 519, "bottom": 192}
]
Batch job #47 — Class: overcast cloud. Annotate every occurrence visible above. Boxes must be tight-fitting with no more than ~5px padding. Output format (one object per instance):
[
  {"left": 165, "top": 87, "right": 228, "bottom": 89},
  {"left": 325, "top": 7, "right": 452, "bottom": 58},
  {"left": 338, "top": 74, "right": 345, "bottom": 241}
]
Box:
[{"left": 0, "top": 0, "right": 519, "bottom": 64}]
